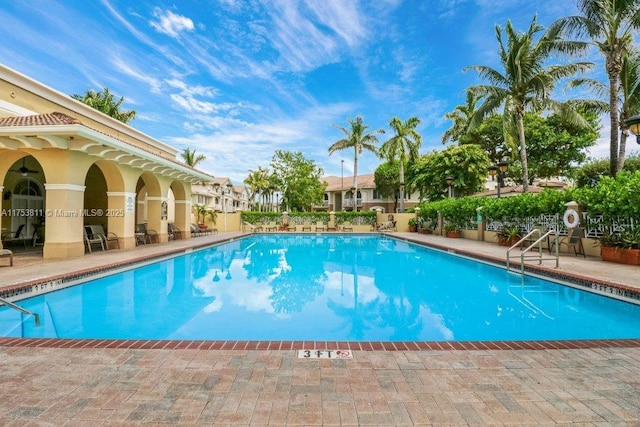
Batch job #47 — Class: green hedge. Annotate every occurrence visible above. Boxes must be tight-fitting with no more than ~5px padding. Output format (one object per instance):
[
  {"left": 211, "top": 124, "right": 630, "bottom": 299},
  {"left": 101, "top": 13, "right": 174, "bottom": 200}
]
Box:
[
  {"left": 415, "top": 171, "right": 640, "bottom": 226},
  {"left": 240, "top": 211, "right": 376, "bottom": 226}
]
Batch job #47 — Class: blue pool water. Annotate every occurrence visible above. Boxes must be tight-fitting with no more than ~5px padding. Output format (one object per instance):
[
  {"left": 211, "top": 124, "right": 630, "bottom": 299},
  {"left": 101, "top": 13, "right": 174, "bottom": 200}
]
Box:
[{"left": 2, "top": 234, "right": 640, "bottom": 342}]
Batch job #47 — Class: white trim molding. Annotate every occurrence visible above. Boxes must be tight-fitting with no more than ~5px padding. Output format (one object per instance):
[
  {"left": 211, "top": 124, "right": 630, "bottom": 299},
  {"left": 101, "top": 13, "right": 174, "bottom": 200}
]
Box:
[{"left": 44, "top": 183, "right": 86, "bottom": 192}]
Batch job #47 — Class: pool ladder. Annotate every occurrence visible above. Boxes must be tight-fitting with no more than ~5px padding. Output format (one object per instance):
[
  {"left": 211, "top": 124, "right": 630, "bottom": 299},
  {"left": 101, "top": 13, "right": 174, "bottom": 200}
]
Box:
[
  {"left": 0, "top": 296, "right": 40, "bottom": 327},
  {"left": 506, "top": 229, "right": 559, "bottom": 275}
]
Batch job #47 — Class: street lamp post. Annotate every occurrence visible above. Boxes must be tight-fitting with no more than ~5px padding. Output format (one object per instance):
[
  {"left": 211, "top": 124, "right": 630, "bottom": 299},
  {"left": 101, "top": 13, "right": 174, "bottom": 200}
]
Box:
[
  {"left": 445, "top": 176, "right": 454, "bottom": 198},
  {"left": 488, "top": 161, "right": 509, "bottom": 198},
  {"left": 341, "top": 160, "right": 344, "bottom": 211},
  {"left": 625, "top": 114, "right": 640, "bottom": 144},
  {"left": 214, "top": 182, "right": 233, "bottom": 232}
]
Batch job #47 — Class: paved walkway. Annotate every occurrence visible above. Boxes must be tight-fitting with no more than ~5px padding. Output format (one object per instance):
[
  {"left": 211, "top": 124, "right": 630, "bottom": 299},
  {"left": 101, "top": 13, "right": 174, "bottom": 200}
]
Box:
[{"left": 1, "top": 232, "right": 640, "bottom": 425}]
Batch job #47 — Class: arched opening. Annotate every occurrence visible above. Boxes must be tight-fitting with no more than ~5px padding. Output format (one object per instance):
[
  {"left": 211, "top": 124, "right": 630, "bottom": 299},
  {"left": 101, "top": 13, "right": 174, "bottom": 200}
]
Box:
[{"left": 2, "top": 156, "right": 45, "bottom": 245}]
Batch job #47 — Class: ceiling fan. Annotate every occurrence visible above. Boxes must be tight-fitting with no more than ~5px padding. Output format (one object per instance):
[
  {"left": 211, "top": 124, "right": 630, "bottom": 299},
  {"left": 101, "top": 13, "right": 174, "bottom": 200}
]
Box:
[{"left": 9, "top": 158, "right": 39, "bottom": 176}]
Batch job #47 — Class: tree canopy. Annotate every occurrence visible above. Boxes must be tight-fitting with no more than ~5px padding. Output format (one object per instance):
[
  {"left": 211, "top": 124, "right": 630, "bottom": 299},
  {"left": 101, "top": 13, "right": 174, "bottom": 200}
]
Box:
[
  {"left": 411, "top": 144, "right": 491, "bottom": 201},
  {"left": 465, "top": 15, "right": 594, "bottom": 192},
  {"left": 270, "top": 150, "right": 326, "bottom": 212},
  {"left": 71, "top": 87, "right": 136, "bottom": 123},
  {"left": 180, "top": 148, "right": 206, "bottom": 167}
]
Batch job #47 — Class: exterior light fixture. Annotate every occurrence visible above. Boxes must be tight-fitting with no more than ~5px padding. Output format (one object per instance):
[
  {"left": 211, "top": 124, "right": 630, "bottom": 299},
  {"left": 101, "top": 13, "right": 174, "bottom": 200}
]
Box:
[
  {"left": 488, "top": 161, "right": 509, "bottom": 198},
  {"left": 625, "top": 114, "right": 640, "bottom": 144},
  {"left": 445, "top": 176, "right": 454, "bottom": 198}
]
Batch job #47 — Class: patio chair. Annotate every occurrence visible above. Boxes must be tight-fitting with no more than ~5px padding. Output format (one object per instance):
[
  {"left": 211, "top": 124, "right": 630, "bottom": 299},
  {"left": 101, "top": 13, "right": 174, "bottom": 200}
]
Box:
[
  {"left": 0, "top": 249, "right": 13, "bottom": 267},
  {"left": 168, "top": 223, "right": 183, "bottom": 240},
  {"left": 136, "top": 223, "right": 159, "bottom": 244},
  {"left": 341, "top": 221, "right": 353, "bottom": 232},
  {"left": 550, "top": 227, "right": 585, "bottom": 258},
  {"left": 265, "top": 221, "right": 278, "bottom": 232},
  {"left": 315, "top": 221, "right": 326, "bottom": 232},
  {"left": 302, "top": 221, "right": 312, "bottom": 232},
  {"left": 84, "top": 226, "right": 105, "bottom": 253},
  {"left": 88, "top": 224, "right": 119, "bottom": 250},
  {"left": 1, "top": 224, "right": 26, "bottom": 249}
]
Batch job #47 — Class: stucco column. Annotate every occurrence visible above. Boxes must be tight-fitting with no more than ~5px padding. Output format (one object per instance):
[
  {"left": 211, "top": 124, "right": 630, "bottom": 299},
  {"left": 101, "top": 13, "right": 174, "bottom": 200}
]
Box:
[
  {"left": 174, "top": 199, "right": 191, "bottom": 238},
  {"left": 107, "top": 191, "right": 137, "bottom": 249},
  {"left": 43, "top": 183, "right": 86, "bottom": 258},
  {"left": 146, "top": 196, "right": 168, "bottom": 243},
  {"left": 0, "top": 185, "right": 4, "bottom": 250}
]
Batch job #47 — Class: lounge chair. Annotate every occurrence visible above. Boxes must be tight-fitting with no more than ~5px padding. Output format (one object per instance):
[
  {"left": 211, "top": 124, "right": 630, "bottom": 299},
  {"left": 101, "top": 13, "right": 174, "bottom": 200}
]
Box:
[
  {"left": 550, "top": 227, "right": 585, "bottom": 257},
  {"left": 136, "top": 223, "right": 159, "bottom": 244},
  {"left": 243, "top": 222, "right": 258, "bottom": 233},
  {"left": 168, "top": 223, "right": 183, "bottom": 240},
  {"left": 190, "top": 223, "right": 202, "bottom": 237},
  {"left": 315, "top": 221, "right": 326, "bottom": 232},
  {"left": 84, "top": 226, "right": 105, "bottom": 253},
  {"left": 378, "top": 221, "right": 395, "bottom": 231},
  {"left": 88, "top": 224, "right": 120, "bottom": 249},
  {"left": 302, "top": 221, "right": 312, "bottom": 232},
  {"left": 1, "top": 224, "right": 26, "bottom": 248},
  {"left": 341, "top": 221, "right": 353, "bottom": 232}
]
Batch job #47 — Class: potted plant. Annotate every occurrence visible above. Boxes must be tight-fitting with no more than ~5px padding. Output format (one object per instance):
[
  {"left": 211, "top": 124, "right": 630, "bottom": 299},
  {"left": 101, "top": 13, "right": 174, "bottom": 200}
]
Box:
[
  {"left": 444, "top": 222, "right": 461, "bottom": 238},
  {"left": 496, "top": 226, "right": 522, "bottom": 246},
  {"left": 194, "top": 204, "right": 217, "bottom": 230},
  {"left": 408, "top": 218, "right": 418, "bottom": 232},
  {"left": 597, "top": 228, "right": 640, "bottom": 265}
]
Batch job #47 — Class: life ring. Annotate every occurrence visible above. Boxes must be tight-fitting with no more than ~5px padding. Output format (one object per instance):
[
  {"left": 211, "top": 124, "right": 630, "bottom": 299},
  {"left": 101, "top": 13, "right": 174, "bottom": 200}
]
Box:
[{"left": 563, "top": 209, "right": 580, "bottom": 229}]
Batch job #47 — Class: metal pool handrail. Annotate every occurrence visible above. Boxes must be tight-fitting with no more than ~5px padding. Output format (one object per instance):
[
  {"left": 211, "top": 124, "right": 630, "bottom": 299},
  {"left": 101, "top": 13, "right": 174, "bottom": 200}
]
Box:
[
  {"left": 507, "top": 229, "right": 559, "bottom": 274},
  {"left": 0, "top": 296, "right": 41, "bottom": 327}
]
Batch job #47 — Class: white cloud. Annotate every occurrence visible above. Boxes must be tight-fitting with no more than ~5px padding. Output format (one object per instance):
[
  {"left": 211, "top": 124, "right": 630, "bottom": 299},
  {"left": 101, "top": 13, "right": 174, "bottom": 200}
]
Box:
[
  {"left": 110, "top": 54, "right": 163, "bottom": 94},
  {"left": 150, "top": 9, "right": 195, "bottom": 38}
]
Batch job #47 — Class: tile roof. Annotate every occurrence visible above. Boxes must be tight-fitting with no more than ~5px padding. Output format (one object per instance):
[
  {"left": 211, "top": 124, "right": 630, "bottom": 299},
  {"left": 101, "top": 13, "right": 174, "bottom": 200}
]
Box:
[
  {"left": 322, "top": 173, "right": 376, "bottom": 191},
  {"left": 0, "top": 111, "right": 81, "bottom": 126},
  {"left": 0, "top": 111, "right": 214, "bottom": 181}
]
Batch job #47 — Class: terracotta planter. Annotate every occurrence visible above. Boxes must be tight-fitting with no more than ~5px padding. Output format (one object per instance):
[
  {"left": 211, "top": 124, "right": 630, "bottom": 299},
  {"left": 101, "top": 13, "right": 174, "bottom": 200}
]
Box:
[
  {"left": 498, "top": 237, "right": 520, "bottom": 247},
  {"left": 445, "top": 230, "right": 460, "bottom": 238},
  {"left": 409, "top": 226, "right": 417, "bottom": 232},
  {"left": 600, "top": 246, "right": 640, "bottom": 265}
]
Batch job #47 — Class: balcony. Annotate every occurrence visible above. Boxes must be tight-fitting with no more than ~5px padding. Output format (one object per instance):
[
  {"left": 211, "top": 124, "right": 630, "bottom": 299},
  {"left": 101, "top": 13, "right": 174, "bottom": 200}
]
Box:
[{"left": 343, "top": 198, "right": 362, "bottom": 207}]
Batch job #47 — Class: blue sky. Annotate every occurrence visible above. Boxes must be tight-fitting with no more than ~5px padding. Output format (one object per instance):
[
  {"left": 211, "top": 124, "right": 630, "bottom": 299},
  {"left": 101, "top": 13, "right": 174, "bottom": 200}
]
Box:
[{"left": 0, "top": 0, "right": 631, "bottom": 184}]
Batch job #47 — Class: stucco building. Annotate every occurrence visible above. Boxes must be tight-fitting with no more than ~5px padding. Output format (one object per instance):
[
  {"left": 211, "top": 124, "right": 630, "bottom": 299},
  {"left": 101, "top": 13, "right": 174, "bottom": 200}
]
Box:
[
  {"left": 0, "top": 65, "right": 213, "bottom": 258},
  {"left": 317, "top": 174, "right": 418, "bottom": 213}
]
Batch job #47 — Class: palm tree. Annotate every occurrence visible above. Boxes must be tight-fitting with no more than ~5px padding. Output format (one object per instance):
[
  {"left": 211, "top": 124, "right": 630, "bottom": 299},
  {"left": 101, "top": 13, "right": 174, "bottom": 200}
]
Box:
[
  {"left": 619, "top": 50, "right": 640, "bottom": 170},
  {"left": 71, "top": 87, "right": 136, "bottom": 123},
  {"left": 442, "top": 90, "right": 483, "bottom": 144},
  {"left": 180, "top": 148, "right": 206, "bottom": 167},
  {"left": 379, "top": 116, "right": 422, "bottom": 212},
  {"left": 244, "top": 166, "right": 271, "bottom": 211},
  {"left": 329, "top": 116, "right": 384, "bottom": 211},
  {"left": 557, "top": 0, "right": 640, "bottom": 175},
  {"left": 465, "top": 16, "right": 593, "bottom": 192}
]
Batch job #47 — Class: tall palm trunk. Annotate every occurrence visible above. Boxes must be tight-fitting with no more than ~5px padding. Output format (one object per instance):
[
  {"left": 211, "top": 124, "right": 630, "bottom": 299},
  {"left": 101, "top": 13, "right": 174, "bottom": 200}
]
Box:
[
  {"left": 398, "top": 162, "right": 405, "bottom": 212},
  {"left": 515, "top": 110, "right": 529, "bottom": 192},
  {"left": 352, "top": 149, "right": 358, "bottom": 211},
  {"left": 609, "top": 69, "right": 621, "bottom": 175},
  {"left": 618, "top": 130, "right": 628, "bottom": 171}
]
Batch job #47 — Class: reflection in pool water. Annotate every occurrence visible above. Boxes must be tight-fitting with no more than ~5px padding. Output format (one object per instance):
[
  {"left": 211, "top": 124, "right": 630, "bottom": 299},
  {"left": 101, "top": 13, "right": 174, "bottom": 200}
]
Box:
[{"left": 2, "top": 234, "right": 640, "bottom": 342}]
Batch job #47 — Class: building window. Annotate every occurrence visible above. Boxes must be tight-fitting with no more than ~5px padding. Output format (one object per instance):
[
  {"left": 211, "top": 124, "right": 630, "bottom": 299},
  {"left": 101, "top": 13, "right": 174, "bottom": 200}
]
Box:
[{"left": 372, "top": 189, "right": 382, "bottom": 200}]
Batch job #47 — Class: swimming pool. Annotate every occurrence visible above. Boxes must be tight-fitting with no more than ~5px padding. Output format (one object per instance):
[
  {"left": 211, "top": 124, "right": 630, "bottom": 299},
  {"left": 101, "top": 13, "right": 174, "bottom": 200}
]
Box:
[{"left": 2, "top": 234, "right": 640, "bottom": 342}]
